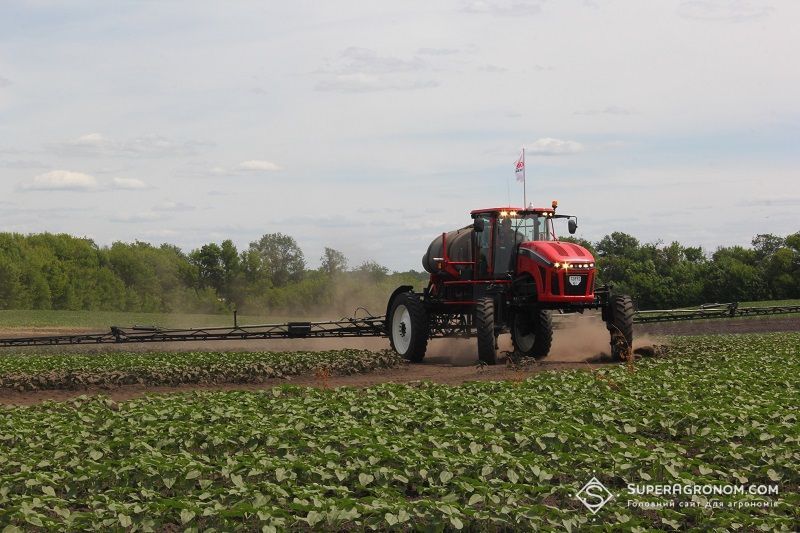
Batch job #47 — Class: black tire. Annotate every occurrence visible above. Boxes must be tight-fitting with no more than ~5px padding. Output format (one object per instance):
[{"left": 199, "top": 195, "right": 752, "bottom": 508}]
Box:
[
  {"left": 511, "top": 309, "right": 553, "bottom": 359},
  {"left": 475, "top": 297, "right": 497, "bottom": 365},
  {"left": 606, "top": 295, "right": 634, "bottom": 361},
  {"left": 388, "top": 292, "right": 429, "bottom": 362}
]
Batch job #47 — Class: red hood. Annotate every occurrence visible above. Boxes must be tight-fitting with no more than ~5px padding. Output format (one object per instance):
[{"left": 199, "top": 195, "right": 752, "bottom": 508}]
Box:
[{"left": 521, "top": 241, "right": 595, "bottom": 263}]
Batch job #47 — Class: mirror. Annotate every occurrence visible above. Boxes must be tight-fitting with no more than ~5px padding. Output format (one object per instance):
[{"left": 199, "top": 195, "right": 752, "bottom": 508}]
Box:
[
  {"left": 568, "top": 218, "right": 578, "bottom": 234},
  {"left": 474, "top": 218, "right": 485, "bottom": 232}
]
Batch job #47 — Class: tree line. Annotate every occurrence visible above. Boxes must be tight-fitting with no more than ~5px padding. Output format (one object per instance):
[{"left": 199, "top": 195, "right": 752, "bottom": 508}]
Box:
[
  {"left": 565, "top": 231, "right": 800, "bottom": 309},
  {"left": 0, "top": 230, "right": 797, "bottom": 313},
  {"left": 0, "top": 232, "right": 424, "bottom": 315}
]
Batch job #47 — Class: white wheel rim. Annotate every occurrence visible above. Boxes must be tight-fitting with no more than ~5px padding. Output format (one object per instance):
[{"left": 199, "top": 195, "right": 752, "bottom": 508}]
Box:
[
  {"left": 392, "top": 304, "right": 412, "bottom": 354},
  {"left": 515, "top": 316, "right": 535, "bottom": 352}
]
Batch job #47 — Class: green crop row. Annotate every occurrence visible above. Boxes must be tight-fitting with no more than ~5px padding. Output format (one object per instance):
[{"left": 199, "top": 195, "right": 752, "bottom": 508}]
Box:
[
  {"left": 0, "top": 349, "right": 404, "bottom": 390},
  {"left": 1, "top": 332, "right": 798, "bottom": 531}
]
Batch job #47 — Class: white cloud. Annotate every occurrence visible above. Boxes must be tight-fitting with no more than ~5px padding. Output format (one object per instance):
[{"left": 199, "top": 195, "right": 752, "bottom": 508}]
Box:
[
  {"left": 460, "top": 0, "right": 545, "bottom": 16},
  {"left": 316, "top": 48, "right": 437, "bottom": 93},
  {"left": 575, "top": 106, "right": 636, "bottom": 116},
  {"left": 526, "top": 138, "right": 584, "bottom": 155},
  {"left": 316, "top": 74, "right": 438, "bottom": 93},
  {"left": 0, "top": 76, "right": 11, "bottom": 88},
  {"left": 19, "top": 170, "right": 98, "bottom": 191},
  {"left": 110, "top": 212, "right": 166, "bottom": 223},
  {"left": 237, "top": 159, "right": 282, "bottom": 171},
  {"left": 478, "top": 64, "right": 508, "bottom": 73},
  {"left": 111, "top": 177, "right": 149, "bottom": 190},
  {"left": 50, "top": 133, "right": 210, "bottom": 158},
  {"left": 154, "top": 201, "right": 196, "bottom": 212},
  {"left": 0, "top": 159, "right": 47, "bottom": 169},
  {"left": 417, "top": 47, "right": 461, "bottom": 56},
  {"left": 333, "top": 47, "right": 425, "bottom": 75},
  {"left": 677, "top": 1, "right": 773, "bottom": 22},
  {"left": 143, "top": 229, "right": 180, "bottom": 238}
]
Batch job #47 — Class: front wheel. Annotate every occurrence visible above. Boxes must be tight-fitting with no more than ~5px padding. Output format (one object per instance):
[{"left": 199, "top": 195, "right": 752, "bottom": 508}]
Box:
[
  {"left": 388, "top": 292, "right": 429, "bottom": 362},
  {"left": 606, "top": 295, "right": 634, "bottom": 361},
  {"left": 511, "top": 309, "right": 553, "bottom": 359}
]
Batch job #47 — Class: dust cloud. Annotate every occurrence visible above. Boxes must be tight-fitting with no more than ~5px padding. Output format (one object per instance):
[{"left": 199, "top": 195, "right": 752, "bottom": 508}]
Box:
[{"left": 549, "top": 314, "right": 611, "bottom": 361}]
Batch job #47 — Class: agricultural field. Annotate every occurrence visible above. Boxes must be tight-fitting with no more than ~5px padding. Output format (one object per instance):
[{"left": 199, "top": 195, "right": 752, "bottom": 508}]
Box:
[
  {"left": 0, "top": 310, "right": 284, "bottom": 331},
  {"left": 0, "top": 350, "right": 403, "bottom": 391},
  {"left": 0, "top": 332, "right": 797, "bottom": 531}
]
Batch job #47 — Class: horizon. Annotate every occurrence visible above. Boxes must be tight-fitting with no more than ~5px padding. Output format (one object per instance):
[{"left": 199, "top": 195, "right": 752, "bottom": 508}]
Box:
[{"left": 0, "top": 224, "right": 787, "bottom": 274}]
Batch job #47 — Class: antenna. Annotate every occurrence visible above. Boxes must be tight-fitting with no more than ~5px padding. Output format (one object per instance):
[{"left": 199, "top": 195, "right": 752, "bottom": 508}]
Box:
[
  {"left": 506, "top": 172, "right": 511, "bottom": 206},
  {"left": 522, "top": 147, "right": 527, "bottom": 209}
]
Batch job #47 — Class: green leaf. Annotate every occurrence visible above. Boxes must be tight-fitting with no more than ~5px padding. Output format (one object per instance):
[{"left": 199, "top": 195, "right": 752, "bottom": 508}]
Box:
[
  {"left": 440, "top": 470, "right": 453, "bottom": 483},
  {"left": 305, "top": 511, "right": 322, "bottom": 526},
  {"left": 185, "top": 470, "right": 201, "bottom": 480},
  {"left": 24, "top": 517, "right": 43, "bottom": 528},
  {"left": 118, "top": 514, "right": 132, "bottom": 528},
  {"left": 180, "top": 509, "right": 196, "bottom": 524},
  {"left": 507, "top": 469, "right": 519, "bottom": 484},
  {"left": 661, "top": 518, "right": 680, "bottom": 530},
  {"left": 450, "top": 516, "right": 464, "bottom": 530},
  {"left": 664, "top": 464, "right": 679, "bottom": 478},
  {"left": 767, "top": 469, "right": 781, "bottom": 481}
]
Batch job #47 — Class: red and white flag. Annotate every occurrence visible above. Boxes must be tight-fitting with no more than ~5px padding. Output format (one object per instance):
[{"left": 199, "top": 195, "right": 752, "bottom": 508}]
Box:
[{"left": 514, "top": 150, "right": 525, "bottom": 182}]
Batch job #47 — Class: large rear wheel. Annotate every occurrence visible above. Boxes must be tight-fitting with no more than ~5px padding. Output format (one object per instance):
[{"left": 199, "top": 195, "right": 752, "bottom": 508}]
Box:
[
  {"left": 388, "top": 292, "right": 429, "bottom": 363},
  {"left": 606, "top": 295, "right": 634, "bottom": 361},
  {"left": 511, "top": 309, "right": 553, "bottom": 359},
  {"left": 475, "top": 297, "right": 497, "bottom": 365}
]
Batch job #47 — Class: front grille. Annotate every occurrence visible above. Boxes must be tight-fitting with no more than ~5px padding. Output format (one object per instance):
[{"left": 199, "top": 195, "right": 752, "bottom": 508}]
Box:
[{"left": 564, "top": 274, "right": 588, "bottom": 295}]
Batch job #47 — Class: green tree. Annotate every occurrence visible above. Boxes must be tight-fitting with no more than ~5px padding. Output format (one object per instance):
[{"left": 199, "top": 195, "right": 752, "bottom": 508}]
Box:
[
  {"left": 320, "top": 247, "right": 348, "bottom": 275},
  {"left": 247, "top": 233, "right": 306, "bottom": 287},
  {"left": 355, "top": 260, "right": 389, "bottom": 282}
]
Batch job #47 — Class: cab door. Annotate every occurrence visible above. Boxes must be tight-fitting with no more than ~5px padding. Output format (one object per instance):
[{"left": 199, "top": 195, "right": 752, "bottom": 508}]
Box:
[{"left": 473, "top": 214, "right": 493, "bottom": 279}]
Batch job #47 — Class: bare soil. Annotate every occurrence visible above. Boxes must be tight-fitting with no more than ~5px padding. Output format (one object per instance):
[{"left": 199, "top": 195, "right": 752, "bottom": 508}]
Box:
[
  {"left": 0, "top": 314, "right": 796, "bottom": 406},
  {"left": 0, "top": 359, "right": 609, "bottom": 406}
]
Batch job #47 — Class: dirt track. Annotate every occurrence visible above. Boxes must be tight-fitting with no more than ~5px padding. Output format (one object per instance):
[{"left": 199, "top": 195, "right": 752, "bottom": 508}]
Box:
[{"left": 0, "top": 315, "right": 797, "bottom": 406}]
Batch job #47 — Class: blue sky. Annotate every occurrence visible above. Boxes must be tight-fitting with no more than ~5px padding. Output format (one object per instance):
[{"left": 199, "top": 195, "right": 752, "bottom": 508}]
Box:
[{"left": 1, "top": 0, "right": 798, "bottom": 271}]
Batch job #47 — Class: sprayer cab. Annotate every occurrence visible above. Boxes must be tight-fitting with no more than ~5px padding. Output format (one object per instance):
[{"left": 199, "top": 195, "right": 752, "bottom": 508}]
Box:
[
  {"left": 467, "top": 206, "right": 592, "bottom": 301},
  {"left": 422, "top": 206, "right": 593, "bottom": 302}
]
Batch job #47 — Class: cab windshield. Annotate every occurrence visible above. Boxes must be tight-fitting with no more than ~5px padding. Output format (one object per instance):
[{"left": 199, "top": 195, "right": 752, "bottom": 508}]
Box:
[{"left": 510, "top": 214, "right": 555, "bottom": 241}]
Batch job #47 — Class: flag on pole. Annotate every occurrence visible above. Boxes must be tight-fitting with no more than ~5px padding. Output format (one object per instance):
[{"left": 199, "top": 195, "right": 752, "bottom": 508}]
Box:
[{"left": 514, "top": 150, "right": 525, "bottom": 183}]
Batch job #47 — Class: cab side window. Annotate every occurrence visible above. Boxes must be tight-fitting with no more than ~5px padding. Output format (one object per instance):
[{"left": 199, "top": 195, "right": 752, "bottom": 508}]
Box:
[{"left": 474, "top": 215, "right": 492, "bottom": 278}]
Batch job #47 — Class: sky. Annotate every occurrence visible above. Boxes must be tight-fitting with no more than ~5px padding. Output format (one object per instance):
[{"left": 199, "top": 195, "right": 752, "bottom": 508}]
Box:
[{"left": 0, "top": 0, "right": 798, "bottom": 271}]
